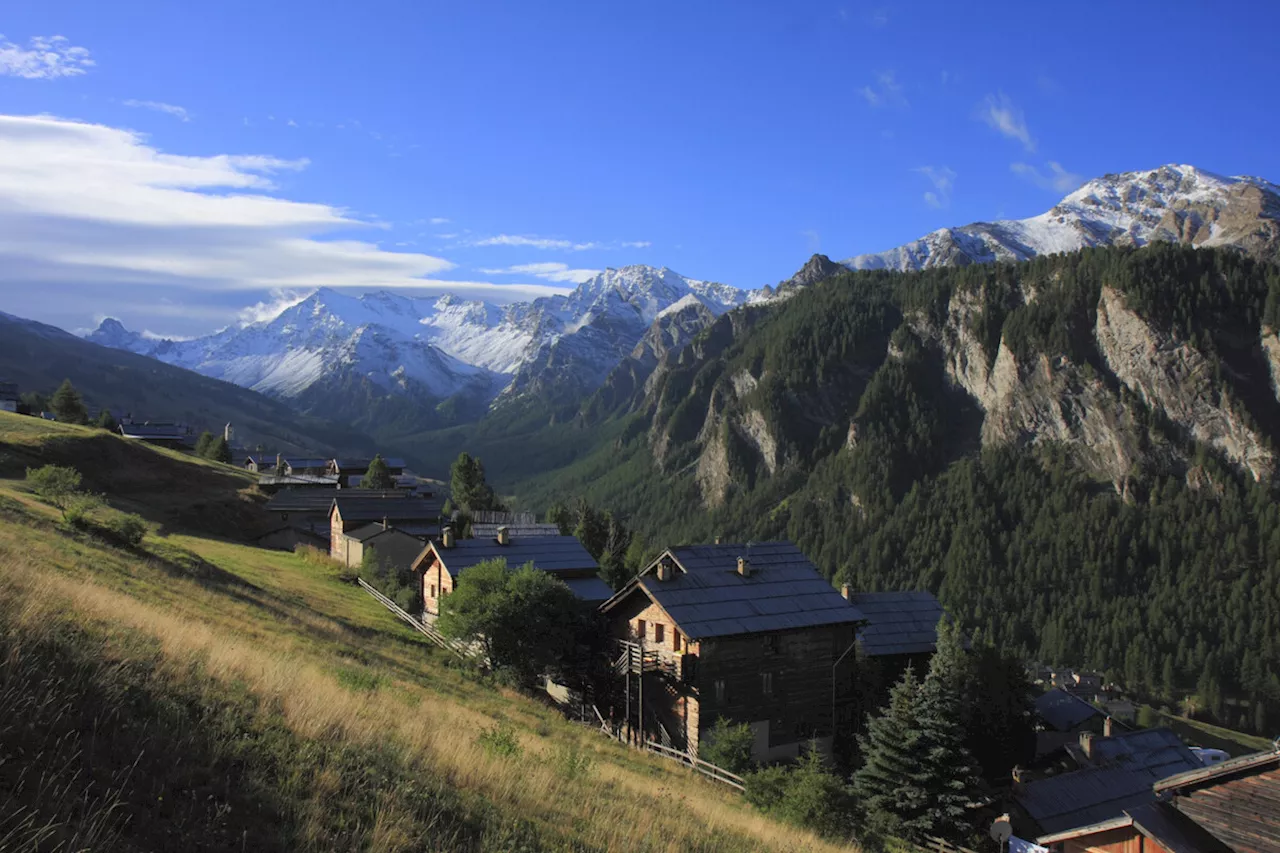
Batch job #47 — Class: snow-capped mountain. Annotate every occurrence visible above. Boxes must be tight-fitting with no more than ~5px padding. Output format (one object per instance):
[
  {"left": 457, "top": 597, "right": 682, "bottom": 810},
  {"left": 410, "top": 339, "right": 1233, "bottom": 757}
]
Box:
[
  {"left": 88, "top": 265, "right": 753, "bottom": 417},
  {"left": 843, "top": 164, "right": 1280, "bottom": 271}
]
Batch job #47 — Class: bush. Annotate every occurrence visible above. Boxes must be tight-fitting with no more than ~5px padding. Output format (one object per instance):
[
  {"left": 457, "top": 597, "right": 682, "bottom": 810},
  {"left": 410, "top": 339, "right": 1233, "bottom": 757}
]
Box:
[
  {"left": 106, "top": 513, "right": 147, "bottom": 548},
  {"left": 700, "top": 717, "right": 756, "bottom": 774},
  {"left": 744, "top": 749, "right": 856, "bottom": 840},
  {"left": 475, "top": 722, "right": 522, "bottom": 760},
  {"left": 25, "top": 465, "right": 83, "bottom": 512},
  {"left": 63, "top": 493, "right": 104, "bottom": 529}
]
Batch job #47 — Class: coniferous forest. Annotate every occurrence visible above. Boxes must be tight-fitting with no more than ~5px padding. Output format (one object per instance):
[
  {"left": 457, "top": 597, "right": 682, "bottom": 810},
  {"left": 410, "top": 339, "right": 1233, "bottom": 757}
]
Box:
[{"left": 493, "top": 245, "right": 1280, "bottom": 736}]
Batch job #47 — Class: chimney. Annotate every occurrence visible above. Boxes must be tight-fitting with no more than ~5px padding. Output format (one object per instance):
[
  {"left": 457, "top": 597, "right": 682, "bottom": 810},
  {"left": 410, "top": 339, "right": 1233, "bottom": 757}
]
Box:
[
  {"left": 1103, "top": 716, "right": 1115, "bottom": 738},
  {"left": 840, "top": 583, "right": 852, "bottom": 600},
  {"left": 442, "top": 526, "right": 455, "bottom": 549},
  {"left": 737, "top": 556, "right": 752, "bottom": 577},
  {"left": 496, "top": 526, "right": 510, "bottom": 546},
  {"left": 714, "top": 535, "right": 721, "bottom": 545},
  {"left": 1080, "top": 732, "right": 1095, "bottom": 760},
  {"left": 382, "top": 516, "right": 389, "bottom": 531},
  {"left": 656, "top": 561, "right": 671, "bottom": 581}
]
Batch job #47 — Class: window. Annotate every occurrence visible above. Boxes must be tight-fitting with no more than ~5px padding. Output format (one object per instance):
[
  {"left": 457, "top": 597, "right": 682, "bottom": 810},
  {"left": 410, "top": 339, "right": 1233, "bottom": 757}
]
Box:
[
  {"left": 673, "top": 632, "right": 682, "bottom": 653},
  {"left": 429, "top": 584, "right": 436, "bottom": 597},
  {"left": 714, "top": 679, "right": 726, "bottom": 703},
  {"left": 762, "top": 672, "right": 773, "bottom": 695},
  {"left": 654, "top": 623, "right": 665, "bottom": 644},
  {"left": 637, "top": 619, "right": 646, "bottom": 641},
  {"left": 762, "top": 635, "right": 778, "bottom": 655}
]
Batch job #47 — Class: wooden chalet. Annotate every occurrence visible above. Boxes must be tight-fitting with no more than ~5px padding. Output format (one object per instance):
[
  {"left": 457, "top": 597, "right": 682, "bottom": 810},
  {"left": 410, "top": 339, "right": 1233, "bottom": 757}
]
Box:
[
  {"left": 1037, "top": 747, "right": 1280, "bottom": 853},
  {"left": 328, "top": 493, "right": 443, "bottom": 560},
  {"left": 1034, "top": 688, "right": 1109, "bottom": 757},
  {"left": 600, "top": 541, "right": 866, "bottom": 762},
  {"left": 411, "top": 529, "right": 608, "bottom": 617},
  {"left": 845, "top": 589, "right": 949, "bottom": 700},
  {"left": 336, "top": 522, "right": 426, "bottom": 570}
]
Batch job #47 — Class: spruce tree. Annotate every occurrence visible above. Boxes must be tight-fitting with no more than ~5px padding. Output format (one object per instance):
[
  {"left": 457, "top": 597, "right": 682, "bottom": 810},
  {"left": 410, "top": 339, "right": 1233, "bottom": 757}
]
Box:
[
  {"left": 915, "top": 622, "right": 982, "bottom": 843},
  {"left": 207, "top": 435, "right": 232, "bottom": 463},
  {"left": 94, "top": 408, "right": 118, "bottom": 432},
  {"left": 50, "top": 379, "right": 88, "bottom": 425},
  {"left": 360, "top": 454, "right": 395, "bottom": 489},
  {"left": 194, "top": 431, "right": 215, "bottom": 457},
  {"left": 854, "top": 665, "right": 929, "bottom": 841},
  {"left": 449, "top": 452, "right": 497, "bottom": 512}
]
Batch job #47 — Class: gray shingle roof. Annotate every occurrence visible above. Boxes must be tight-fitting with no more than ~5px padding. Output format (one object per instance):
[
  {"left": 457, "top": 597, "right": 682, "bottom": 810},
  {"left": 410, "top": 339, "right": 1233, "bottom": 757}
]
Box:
[
  {"left": 332, "top": 494, "right": 443, "bottom": 523},
  {"left": 346, "top": 522, "right": 392, "bottom": 541},
  {"left": 267, "top": 490, "right": 406, "bottom": 513},
  {"left": 1018, "top": 767, "right": 1156, "bottom": 834},
  {"left": 848, "top": 591, "right": 945, "bottom": 656},
  {"left": 332, "top": 457, "right": 407, "bottom": 472},
  {"left": 616, "top": 542, "right": 864, "bottom": 641},
  {"left": 561, "top": 576, "right": 616, "bottom": 604},
  {"left": 1088, "top": 728, "right": 1201, "bottom": 781},
  {"left": 430, "top": 536, "right": 599, "bottom": 575},
  {"left": 471, "top": 523, "right": 563, "bottom": 538},
  {"left": 1036, "top": 688, "right": 1105, "bottom": 732}
]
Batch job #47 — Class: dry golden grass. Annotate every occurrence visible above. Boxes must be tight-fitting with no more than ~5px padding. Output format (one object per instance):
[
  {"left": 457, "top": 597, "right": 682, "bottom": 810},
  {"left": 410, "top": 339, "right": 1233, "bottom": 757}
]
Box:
[{"left": 0, "top": 428, "right": 857, "bottom": 852}]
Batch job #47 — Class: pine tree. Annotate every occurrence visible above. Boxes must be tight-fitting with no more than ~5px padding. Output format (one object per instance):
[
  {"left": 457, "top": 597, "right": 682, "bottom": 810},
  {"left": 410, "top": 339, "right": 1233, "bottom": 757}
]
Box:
[
  {"left": 194, "top": 431, "right": 215, "bottom": 457},
  {"left": 207, "top": 435, "right": 232, "bottom": 464},
  {"left": 50, "top": 379, "right": 88, "bottom": 425},
  {"left": 94, "top": 408, "right": 118, "bottom": 432},
  {"left": 360, "top": 454, "right": 395, "bottom": 489},
  {"left": 449, "top": 452, "right": 498, "bottom": 512},
  {"left": 854, "top": 665, "right": 929, "bottom": 841}
]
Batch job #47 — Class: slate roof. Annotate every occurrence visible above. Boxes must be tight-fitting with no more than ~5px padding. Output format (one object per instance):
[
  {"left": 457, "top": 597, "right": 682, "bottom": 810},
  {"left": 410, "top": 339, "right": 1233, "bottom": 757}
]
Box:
[
  {"left": 332, "top": 494, "right": 443, "bottom": 523},
  {"left": 347, "top": 522, "right": 393, "bottom": 542},
  {"left": 283, "top": 457, "right": 330, "bottom": 470},
  {"left": 1087, "top": 728, "right": 1202, "bottom": 782},
  {"left": 471, "top": 523, "right": 563, "bottom": 539},
  {"left": 1036, "top": 688, "right": 1105, "bottom": 732},
  {"left": 267, "top": 490, "right": 405, "bottom": 513},
  {"left": 331, "top": 457, "right": 407, "bottom": 472},
  {"left": 360, "top": 528, "right": 430, "bottom": 570},
  {"left": 1034, "top": 803, "right": 1232, "bottom": 853},
  {"left": 427, "top": 536, "right": 599, "bottom": 575},
  {"left": 1018, "top": 766, "right": 1157, "bottom": 835},
  {"left": 608, "top": 542, "right": 864, "bottom": 641},
  {"left": 848, "top": 591, "right": 946, "bottom": 656},
  {"left": 561, "top": 575, "right": 617, "bottom": 604}
]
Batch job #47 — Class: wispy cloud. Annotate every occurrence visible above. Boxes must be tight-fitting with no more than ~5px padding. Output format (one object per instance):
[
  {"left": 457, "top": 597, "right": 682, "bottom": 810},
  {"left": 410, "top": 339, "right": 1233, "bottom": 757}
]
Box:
[
  {"left": 913, "top": 166, "right": 956, "bottom": 208},
  {"left": 0, "top": 114, "right": 458, "bottom": 297},
  {"left": 429, "top": 216, "right": 450, "bottom": 225},
  {"left": 0, "top": 34, "right": 94, "bottom": 79},
  {"left": 1011, "top": 161, "right": 1082, "bottom": 193},
  {"left": 478, "top": 262, "right": 600, "bottom": 284},
  {"left": 860, "top": 71, "right": 907, "bottom": 108},
  {"left": 978, "top": 92, "right": 1034, "bottom": 151},
  {"left": 123, "top": 99, "right": 191, "bottom": 122},
  {"left": 236, "top": 288, "right": 313, "bottom": 325},
  {"left": 473, "top": 234, "right": 648, "bottom": 252},
  {"left": 868, "top": 8, "right": 889, "bottom": 27}
]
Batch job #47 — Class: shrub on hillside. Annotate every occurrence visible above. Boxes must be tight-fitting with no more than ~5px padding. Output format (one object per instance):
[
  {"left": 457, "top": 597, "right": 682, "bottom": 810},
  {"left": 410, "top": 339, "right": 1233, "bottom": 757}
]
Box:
[
  {"left": 105, "top": 513, "right": 147, "bottom": 548},
  {"left": 25, "top": 464, "right": 83, "bottom": 515},
  {"left": 63, "top": 493, "right": 105, "bottom": 529},
  {"left": 700, "top": 717, "right": 756, "bottom": 775},
  {"left": 475, "top": 721, "right": 522, "bottom": 760},
  {"left": 744, "top": 748, "right": 856, "bottom": 840}
]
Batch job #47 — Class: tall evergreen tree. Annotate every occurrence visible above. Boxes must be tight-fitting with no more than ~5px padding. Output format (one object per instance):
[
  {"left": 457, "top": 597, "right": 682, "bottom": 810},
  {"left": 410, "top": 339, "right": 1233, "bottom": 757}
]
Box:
[
  {"left": 360, "top": 454, "right": 395, "bottom": 489},
  {"left": 449, "top": 452, "right": 498, "bottom": 512},
  {"left": 94, "top": 408, "right": 118, "bottom": 432},
  {"left": 854, "top": 665, "right": 929, "bottom": 841},
  {"left": 194, "top": 431, "right": 215, "bottom": 457},
  {"left": 50, "top": 379, "right": 88, "bottom": 425},
  {"left": 546, "top": 501, "right": 572, "bottom": 535},
  {"left": 914, "top": 622, "right": 982, "bottom": 843},
  {"left": 207, "top": 435, "right": 232, "bottom": 464}
]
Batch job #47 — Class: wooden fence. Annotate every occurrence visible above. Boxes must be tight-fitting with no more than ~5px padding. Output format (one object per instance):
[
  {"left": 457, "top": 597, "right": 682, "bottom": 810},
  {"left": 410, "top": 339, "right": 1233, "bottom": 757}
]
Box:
[
  {"left": 912, "top": 835, "right": 980, "bottom": 853},
  {"left": 643, "top": 741, "right": 747, "bottom": 792},
  {"left": 356, "top": 577, "right": 474, "bottom": 659}
]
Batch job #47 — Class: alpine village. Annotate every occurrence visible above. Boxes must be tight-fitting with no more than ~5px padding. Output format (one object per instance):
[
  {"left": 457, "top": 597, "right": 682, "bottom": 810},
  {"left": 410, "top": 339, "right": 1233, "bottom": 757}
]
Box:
[{"left": 4, "top": 10, "right": 1280, "bottom": 852}]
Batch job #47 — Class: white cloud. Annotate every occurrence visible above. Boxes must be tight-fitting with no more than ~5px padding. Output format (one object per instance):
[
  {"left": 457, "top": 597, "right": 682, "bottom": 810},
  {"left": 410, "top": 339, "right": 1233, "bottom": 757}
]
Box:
[
  {"left": 860, "top": 71, "right": 907, "bottom": 109},
  {"left": 1011, "top": 161, "right": 1082, "bottom": 193},
  {"left": 869, "top": 9, "right": 889, "bottom": 27},
  {"left": 477, "top": 262, "right": 600, "bottom": 284},
  {"left": 0, "top": 34, "right": 93, "bottom": 79},
  {"left": 621, "top": 240, "right": 651, "bottom": 249},
  {"left": 978, "top": 92, "right": 1035, "bottom": 151},
  {"left": 473, "top": 234, "right": 648, "bottom": 252},
  {"left": 429, "top": 216, "right": 450, "bottom": 225},
  {"left": 123, "top": 99, "right": 191, "bottom": 122},
  {"left": 0, "top": 114, "right": 458, "bottom": 294},
  {"left": 914, "top": 166, "right": 956, "bottom": 209},
  {"left": 236, "top": 288, "right": 313, "bottom": 325}
]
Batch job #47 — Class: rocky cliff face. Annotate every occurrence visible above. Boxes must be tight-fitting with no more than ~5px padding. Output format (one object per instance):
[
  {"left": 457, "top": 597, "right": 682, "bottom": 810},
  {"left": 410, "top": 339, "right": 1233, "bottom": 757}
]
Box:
[{"left": 1263, "top": 328, "right": 1280, "bottom": 403}]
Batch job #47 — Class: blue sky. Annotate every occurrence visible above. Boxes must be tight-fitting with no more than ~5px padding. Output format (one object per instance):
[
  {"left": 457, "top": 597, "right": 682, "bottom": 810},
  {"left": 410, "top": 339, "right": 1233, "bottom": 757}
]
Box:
[{"left": 2, "top": 0, "right": 1279, "bottom": 337}]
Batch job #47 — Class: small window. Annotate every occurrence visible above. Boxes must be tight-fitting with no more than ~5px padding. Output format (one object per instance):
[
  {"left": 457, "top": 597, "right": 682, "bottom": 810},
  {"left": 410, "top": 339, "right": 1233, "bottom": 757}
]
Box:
[
  {"left": 673, "top": 632, "right": 682, "bottom": 653},
  {"left": 654, "top": 623, "right": 665, "bottom": 644},
  {"left": 429, "top": 584, "right": 436, "bottom": 597},
  {"left": 762, "top": 672, "right": 773, "bottom": 695},
  {"left": 637, "top": 619, "right": 646, "bottom": 641},
  {"left": 714, "top": 679, "right": 726, "bottom": 703}
]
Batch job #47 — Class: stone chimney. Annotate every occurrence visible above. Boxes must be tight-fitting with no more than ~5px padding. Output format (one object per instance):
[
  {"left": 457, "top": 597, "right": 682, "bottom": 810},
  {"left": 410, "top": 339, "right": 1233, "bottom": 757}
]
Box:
[
  {"left": 442, "top": 526, "right": 455, "bottom": 549},
  {"left": 656, "top": 560, "right": 671, "bottom": 581},
  {"left": 840, "top": 583, "right": 852, "bottom": 600},
  {"left": 381, "top": 516, "right": 389, "bottom": 531},
  {"left": 737, "top": 556, "right": 753, "bottom": 577},
  {"left": 1080, "top": 732, "right": 1095, "bottom": 760},
  {"left": 1103, "top": 716, "right": 1115, "bottom": 738},
  {"left": 496, "top": 526, "right": 510, "bottom": 546}
]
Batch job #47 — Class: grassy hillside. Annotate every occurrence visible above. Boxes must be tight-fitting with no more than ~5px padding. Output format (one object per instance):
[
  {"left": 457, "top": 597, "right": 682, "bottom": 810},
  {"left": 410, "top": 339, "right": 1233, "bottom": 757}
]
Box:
[
  {"left": 0, "top": 412, "right": 849, "bottom": 852},
  {"left": 0, "top": 311, "right": 373, "bottom": 456}
]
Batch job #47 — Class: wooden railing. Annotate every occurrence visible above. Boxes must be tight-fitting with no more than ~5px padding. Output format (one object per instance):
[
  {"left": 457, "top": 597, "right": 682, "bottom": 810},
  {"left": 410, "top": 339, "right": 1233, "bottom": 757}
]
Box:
[
  {"left": 912, "top": 836, "right": 980, "bottom": 853},
  {"left": 644, "top": 741, "right": 746, "bottom": 792},
  {"left": 356, "top": 577, "right": 475, "bottom": 660}
]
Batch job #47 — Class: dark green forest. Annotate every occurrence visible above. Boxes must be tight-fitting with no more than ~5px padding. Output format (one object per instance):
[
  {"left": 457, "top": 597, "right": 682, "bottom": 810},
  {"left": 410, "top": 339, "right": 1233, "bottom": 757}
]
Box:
[{"left": 499, "top": 245, "right": 1280, "bottom": 736}]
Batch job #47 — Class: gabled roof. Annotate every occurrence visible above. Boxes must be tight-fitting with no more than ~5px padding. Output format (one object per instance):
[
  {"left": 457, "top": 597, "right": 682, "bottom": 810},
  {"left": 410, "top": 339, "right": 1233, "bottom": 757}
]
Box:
[
  {"left": 283, "top": 457, "right": 331, "bottom": 470},
  {"left": 1036, "top": 688, "right": 1105, "bottom": 732},
  {"left": 1035, "top": 803, "right": 1231, "bottom": 853},
  {"left": 331, "top": 494, "right": 443, "bottom": 523},
  {"left": 1017, "top": 766, "right": 1156, "bottom": 835},
  {"left": 119, "top": 422, "right": 188, "bottom": 439},
  {"left": 266, "top": 490, "right": 405, "bottom": 513},
  {"left": 331, "top": 457, "right": 407, "bottom": 472},
  {"left": 1085, "top": 728, "right": 1202, "bottom": 782},
  {"left": 346, "top": 522, "right": 393, "bottom": 542},
  {"left": 848, "top": 590, "right": 946, "bottom": 656},
  {"left": 1154, "top": 748, "right": 1280, "bottom": 853},
  {"left": 425, "top": 536, "right": 599, "bottom": 575},
  {"left": 604, "top": 542, "right": 864, "bottom": 641},
  {"left": 560, "top": 575, "right": 616, "bottom": 604}
]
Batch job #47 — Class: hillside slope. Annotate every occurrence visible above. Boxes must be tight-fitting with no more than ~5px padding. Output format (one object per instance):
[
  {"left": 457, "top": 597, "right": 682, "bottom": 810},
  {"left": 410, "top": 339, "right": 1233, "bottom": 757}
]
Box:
[
  {"left": 0, "top": 311, "right": 371, "bottom": 455},
  {"left": 0, "top": 412, "right": 848, "bottom": 853}
]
